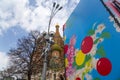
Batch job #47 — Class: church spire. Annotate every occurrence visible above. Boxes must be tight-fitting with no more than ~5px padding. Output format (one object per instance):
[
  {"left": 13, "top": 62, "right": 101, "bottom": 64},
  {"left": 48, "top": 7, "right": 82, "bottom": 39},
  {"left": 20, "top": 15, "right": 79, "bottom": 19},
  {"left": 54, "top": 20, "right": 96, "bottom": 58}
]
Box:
[
  {"left": 53, "top": 24, "right": 63, "bottom": 48},
  {"left": 55, "top": 24, "right": 60, "bottom": 37}
]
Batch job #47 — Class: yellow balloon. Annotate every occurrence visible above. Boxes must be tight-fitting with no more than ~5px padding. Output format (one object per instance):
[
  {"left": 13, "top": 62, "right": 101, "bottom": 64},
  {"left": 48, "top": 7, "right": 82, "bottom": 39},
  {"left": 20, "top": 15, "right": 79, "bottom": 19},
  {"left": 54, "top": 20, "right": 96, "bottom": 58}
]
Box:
[
  {"left": 65, "top": 58, "right": 68, "bottom": 67},
  {"left": 75, "top": 50, "right": 86, "bottom": 66}
]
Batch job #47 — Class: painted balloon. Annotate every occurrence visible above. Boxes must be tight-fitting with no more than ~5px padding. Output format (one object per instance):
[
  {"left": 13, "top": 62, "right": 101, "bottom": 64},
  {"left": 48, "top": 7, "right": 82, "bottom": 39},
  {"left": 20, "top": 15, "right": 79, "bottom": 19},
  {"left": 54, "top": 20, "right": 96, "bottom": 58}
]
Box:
[
  {"left": 75, "top": 50, "right": 86, "bottom": 66},
  {"left": 97, "top": 58, "right": 112, "bottom": 76},
  {"left": 64, "top": 44, "right": 68, "bottom": 54},
  {"left": 76, "top": 77, "right": 81, "bottom": 80},
  {"left": 81, "top": 36, "right": 93, "bottom": 54}
]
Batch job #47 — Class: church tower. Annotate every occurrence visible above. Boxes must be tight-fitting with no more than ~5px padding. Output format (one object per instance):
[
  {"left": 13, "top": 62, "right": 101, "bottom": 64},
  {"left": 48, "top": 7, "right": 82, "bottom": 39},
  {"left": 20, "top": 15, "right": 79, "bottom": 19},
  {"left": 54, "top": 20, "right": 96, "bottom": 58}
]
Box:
[
  {"left": 49, "top": 24, "right": 65, "bottom": 80},
  {"left": 53, "top": 24, "right": 64, "bottom": 48}
]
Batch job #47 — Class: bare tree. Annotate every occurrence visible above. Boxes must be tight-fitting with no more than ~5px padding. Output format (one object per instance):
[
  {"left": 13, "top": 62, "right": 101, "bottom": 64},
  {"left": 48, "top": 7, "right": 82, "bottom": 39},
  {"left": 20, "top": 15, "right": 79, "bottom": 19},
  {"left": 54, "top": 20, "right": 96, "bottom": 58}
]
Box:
[{"left": 8, "top": 31, "right": 46, "bottom": 80}]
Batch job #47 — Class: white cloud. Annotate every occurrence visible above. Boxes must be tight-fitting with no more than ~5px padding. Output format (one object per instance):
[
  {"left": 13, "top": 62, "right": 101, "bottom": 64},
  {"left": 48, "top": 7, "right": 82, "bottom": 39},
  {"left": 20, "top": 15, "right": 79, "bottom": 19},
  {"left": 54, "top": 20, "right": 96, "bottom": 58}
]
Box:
[
  {"left": 0, "top": 0, "right": 80, "bottom": 36},
  {"left": 0, "top": 52, "right": 9, "bottom": 70}
]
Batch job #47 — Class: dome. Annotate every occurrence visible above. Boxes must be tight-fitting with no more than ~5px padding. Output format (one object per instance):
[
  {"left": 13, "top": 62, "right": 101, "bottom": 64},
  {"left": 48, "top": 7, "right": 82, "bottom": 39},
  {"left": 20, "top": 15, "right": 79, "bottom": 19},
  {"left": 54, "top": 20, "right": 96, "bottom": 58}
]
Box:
[{"left": 51, "top": 44, "right": 62, "bottom": 53}]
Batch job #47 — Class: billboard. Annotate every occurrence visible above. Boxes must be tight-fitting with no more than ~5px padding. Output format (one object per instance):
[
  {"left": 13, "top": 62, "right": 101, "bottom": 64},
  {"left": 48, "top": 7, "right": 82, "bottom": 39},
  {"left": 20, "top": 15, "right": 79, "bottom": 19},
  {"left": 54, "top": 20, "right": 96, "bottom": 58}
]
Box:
[{"left": 64, "top": 0, "right": 120, "bottom": 80}]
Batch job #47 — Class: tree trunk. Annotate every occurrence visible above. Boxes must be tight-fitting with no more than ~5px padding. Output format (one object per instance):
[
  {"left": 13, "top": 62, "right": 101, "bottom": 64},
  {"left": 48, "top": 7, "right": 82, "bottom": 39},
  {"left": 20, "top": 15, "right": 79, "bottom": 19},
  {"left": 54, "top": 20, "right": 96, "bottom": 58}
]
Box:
[{"left": 28, "top": 71, "right": 32, "bottom": 80}]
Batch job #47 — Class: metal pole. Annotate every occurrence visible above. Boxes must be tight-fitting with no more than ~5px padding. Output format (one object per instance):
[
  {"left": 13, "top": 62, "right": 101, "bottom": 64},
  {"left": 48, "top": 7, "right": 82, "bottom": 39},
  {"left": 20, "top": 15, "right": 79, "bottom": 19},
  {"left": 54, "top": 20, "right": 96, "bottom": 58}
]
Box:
[
  {"left": 48, "top": 2, "right": 56, "bottom": 34},
  {"left": 41, "top": 2, "right": 62, "bottom": 80},
  {"left": 41, "top": 41, "right": 50, "bottom": 80},
  {"left": 41, "top": 53, "right": 47, "bottom": 80},
  {"left": 48, "top": 2, "right": 63, "bottom": 34}
]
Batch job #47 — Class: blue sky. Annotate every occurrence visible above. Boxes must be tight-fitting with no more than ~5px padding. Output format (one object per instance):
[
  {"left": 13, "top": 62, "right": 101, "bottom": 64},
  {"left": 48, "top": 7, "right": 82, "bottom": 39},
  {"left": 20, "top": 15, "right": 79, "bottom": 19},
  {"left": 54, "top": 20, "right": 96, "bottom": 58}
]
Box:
[
  {"left": 0, "top": 27, "right": 27, "bottom": 52},
  {"left": 0, "top": 0, "right": 80, "bottom": 70},
  {"left": 65, "top": 0, "right": 120, "bottom": 80}
]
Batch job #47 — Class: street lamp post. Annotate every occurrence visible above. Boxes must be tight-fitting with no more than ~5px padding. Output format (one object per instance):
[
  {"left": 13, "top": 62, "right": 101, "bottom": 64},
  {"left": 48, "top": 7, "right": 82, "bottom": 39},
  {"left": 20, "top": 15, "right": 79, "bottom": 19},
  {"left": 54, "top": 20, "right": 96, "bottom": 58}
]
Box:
[
  {"left": 41, "top": 38, "right": 52, "bottom": 80},
  {"left": 48, "top": 2, "right": 63, "bottom": 34},
  {"left": 41, "top": 2, "right": 62, "bottom": 80}
]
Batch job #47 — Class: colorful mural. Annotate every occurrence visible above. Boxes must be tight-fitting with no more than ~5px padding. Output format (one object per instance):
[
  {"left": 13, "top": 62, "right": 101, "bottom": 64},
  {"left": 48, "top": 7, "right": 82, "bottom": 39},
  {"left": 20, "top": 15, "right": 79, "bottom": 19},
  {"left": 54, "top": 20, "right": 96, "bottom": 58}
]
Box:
[
  {"left": 64, "top": 0, "right": 120, "bottom": 80},
  {"left": 101, "top": 0, "right": 120, "bottom": 32}
]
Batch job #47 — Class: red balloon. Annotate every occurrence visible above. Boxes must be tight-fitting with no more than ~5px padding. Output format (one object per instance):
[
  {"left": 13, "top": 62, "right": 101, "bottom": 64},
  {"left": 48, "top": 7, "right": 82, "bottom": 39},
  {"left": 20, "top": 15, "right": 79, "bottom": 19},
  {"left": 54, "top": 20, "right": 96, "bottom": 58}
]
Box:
[
  {"left": 76, "top": 77, "right": 81, "bottom": 80},
  {"left": 97, "top": 58, "right": 112, "bottom": 76},
  {"left": 81, "top": 36, "right": 93, "bottom": 54},
  {"left": 64, "top": 44, "right": 68, "bottom": 54}
]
